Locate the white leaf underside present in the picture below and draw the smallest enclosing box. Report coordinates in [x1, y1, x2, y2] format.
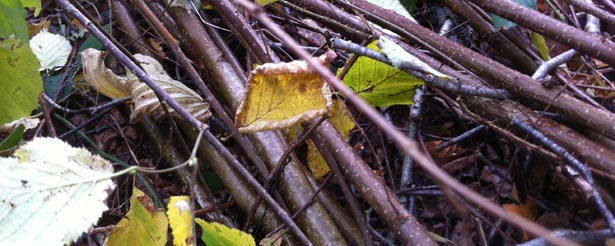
[0, 138, 115, 245]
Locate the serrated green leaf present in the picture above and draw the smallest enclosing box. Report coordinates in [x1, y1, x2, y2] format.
[196, 218, 255, 246]
[0, 38, 43, 125]
[0, 124, 24, 151]
[491, 0, 536, 29]
[342, 41, 423, 107]
[0, 1, 28, 41]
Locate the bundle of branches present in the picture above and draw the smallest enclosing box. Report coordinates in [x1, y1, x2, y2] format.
[41, 0, 615, 245]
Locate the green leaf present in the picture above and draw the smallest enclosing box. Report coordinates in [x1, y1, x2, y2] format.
[75, 23, 110, 64]
[20, 0, 41, 16]
[399, 0, 417, 12]
[196, 218, 255, 246]
[0, 137, 116, 245]
[0, 1, 28, 41]
[43, 69, 75, 100]
[491, 0, 536, 29]
[342, 41, 423, 107]
[0, 124, 25, 151]
[532, 32, 550, 61]
[0, 38, 43, 125]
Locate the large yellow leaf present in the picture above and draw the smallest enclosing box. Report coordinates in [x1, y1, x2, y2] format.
[235, 52, 335, 133]
[195, 218, 255, 246]
[167, 196, 194, 246]
[107, 188, 168, 246]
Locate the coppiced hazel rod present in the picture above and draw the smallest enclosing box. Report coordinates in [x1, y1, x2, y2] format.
[55, 0, 312, 244]
[233, 0, 578, 245]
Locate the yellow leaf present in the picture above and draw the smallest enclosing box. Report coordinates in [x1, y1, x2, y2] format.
[107, 188, 168, 246]
[203, 0, 275, 8]
[195, 218, 255, 246]
[328, 100, 356, 140]
[235, 52, 335, 133]
[256, 0, 277, 5]
[167, 196, 194, 246]
[306, 100, 355, 179]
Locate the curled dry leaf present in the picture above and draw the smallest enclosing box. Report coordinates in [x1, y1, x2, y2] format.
[81, 48, 210, 123]
[81, 48, 132, 99]
[127, 54, 210, 123]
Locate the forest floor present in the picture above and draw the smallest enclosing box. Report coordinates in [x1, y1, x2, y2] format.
[19, 0, 615, 245]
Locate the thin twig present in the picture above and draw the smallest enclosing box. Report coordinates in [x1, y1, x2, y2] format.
[332, 38, 511, 99]
[512, 118, 615, 236]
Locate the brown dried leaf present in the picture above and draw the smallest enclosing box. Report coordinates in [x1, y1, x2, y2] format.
[81, 49, 131, 99]
[127, 54, 210, 123]
[81, 49, 210, 123]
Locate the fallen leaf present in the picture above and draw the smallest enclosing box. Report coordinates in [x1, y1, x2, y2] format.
[167, 196, 194, 246]
[343, 41, 423, 107]
[81, 49, 131, 99]
[107, 187, 168, 246]
[0, 138, 115, 245]
[30, 29, 72, 71]
[235, 51, 335, 133]
[81, 48, 211, 123]
[306, 100, 355, 179]
[128, 54, 211, 123]
[0, 38, 43, 125]
[195, 218, 255, 246]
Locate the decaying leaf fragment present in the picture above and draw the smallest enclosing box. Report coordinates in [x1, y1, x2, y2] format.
[81, 48, 210, 123]
[235, 51, 336, 133]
